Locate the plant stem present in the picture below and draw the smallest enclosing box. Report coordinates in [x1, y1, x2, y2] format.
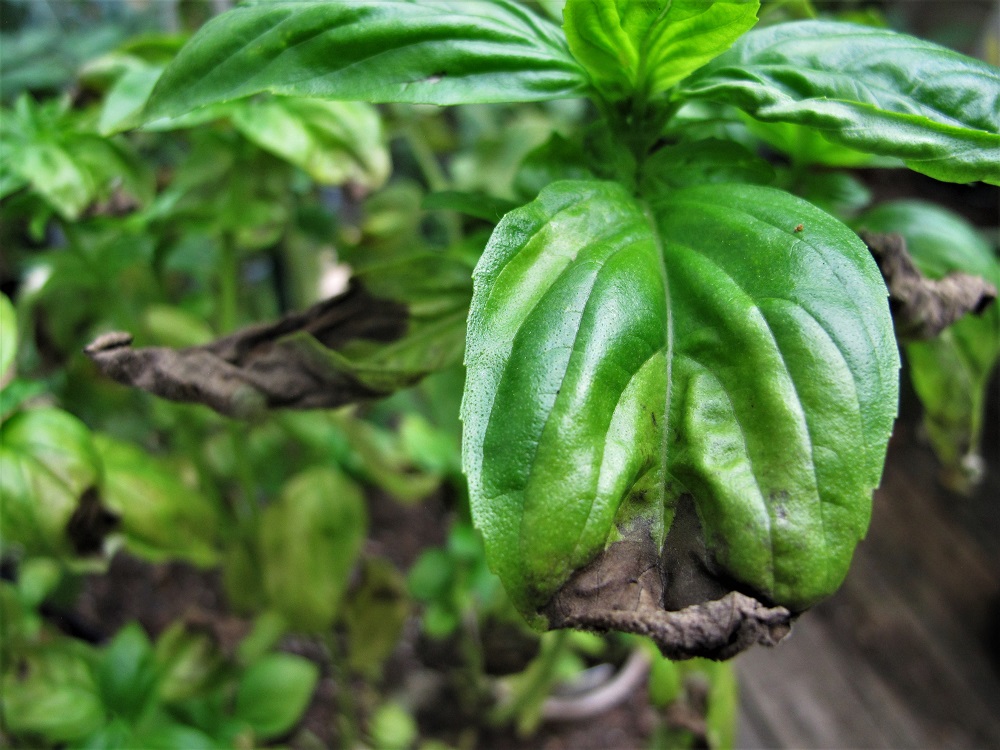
[325, 630, 360, 750]
[492, 628, 572, 736]
[217, 231, 239, 334]
[399, 117, 461, 247]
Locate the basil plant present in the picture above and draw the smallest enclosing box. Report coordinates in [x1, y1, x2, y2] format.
[112, 0, 999, 658]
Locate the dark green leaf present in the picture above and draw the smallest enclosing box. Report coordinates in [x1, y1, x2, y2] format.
[856, 201, 1000, 492]
[258, 467, 367, 632]
[234, 653, 319, 741]
[96, 623, 158, 722]
[144, 0, 587, 119]
[639, 138, 775, 193]
[423, 190, 519, 223]
[563, 0, 760, 100]
[463, 179, 897, 638]
[513, 132, 595, 199]
[679, 21, 1000, 184]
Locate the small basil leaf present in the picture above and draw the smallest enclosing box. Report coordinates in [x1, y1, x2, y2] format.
[144, 0, 587, 119]
[0, 409, 109, 560]
[229, 97, 390, 188]
[563, 0, 760, 100]
[96, 623, 158, 722]
[422, 190, 520, 223]
[639, 138, 775, 193]
[234, 653, 319, 741]
[856, 201, 1000, 492]
[0, 293, 16, 377]
[679, 21, 1000, 184]
[94, 435, 220, 567]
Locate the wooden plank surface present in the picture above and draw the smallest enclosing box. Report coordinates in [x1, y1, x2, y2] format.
[736, 400, 1000, 749]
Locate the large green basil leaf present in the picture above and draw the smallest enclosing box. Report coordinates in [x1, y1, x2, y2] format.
[144, 0, 586, 120]
[678, 21, 1000, 184]
[563, 0, 759, 100]
[857, 201, 1000, 492]
[462, 180, 897, 630]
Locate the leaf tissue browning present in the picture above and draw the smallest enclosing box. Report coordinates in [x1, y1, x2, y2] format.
[860, 231, 998, 342]
[86, 257, 472, 418]
[462, 179, 899, 657]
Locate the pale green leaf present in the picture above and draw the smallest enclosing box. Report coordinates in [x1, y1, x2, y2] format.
[230, 97, 390, 188]
[563, 0, 760, 100]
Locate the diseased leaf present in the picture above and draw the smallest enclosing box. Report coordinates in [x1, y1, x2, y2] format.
[563, 0, 760, 100]
[857, 201, 1000, 492]
[462, 179, 897, 656]
[85, 255, 472, 417]
[0, 409, 114, 561]
[144, 0, 587, 119]
[679, 21, 1000, 184]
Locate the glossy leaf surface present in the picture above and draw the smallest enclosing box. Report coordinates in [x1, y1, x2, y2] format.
[463, 179, 898, 623]
[144, 0, 587, 119]
[563, 0, 759, 100]
[857, 201, 1000, 492]
[679, 21, 1000, 184]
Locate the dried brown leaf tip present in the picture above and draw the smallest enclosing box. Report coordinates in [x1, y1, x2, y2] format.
[861, 230, 997, 341]
[544, 518, 793, 661]
[84, 281, 409, 419]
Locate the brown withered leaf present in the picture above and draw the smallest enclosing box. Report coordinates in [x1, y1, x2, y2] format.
[85, 280, 415, 418]
[862, 230, 997, 341]
[544, 511, 793, 660]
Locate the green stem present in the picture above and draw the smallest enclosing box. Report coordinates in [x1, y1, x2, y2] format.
[400, 118, 461, 247]
[325, 630, 359, 749]
[217, 231, 238, 334]
[492, 628, 571, 736]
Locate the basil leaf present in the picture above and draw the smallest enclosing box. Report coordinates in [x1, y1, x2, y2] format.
[463, 179, 897, 629]
[679, 21, 1000, 184]
[639, 138, 775, 192]
[258, 467, 366, 633]
[0, 293, 15, 377]
[563, 0, 760, 100]
[857, 201, 1000, 492]
[229, 97, 390, 188]
[651, 182, 898, 609]
[234, 653, 319, 741]
[94, 435, 220, 567]
[0, 409, 110, 561]
[144, 0, 586, 120]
